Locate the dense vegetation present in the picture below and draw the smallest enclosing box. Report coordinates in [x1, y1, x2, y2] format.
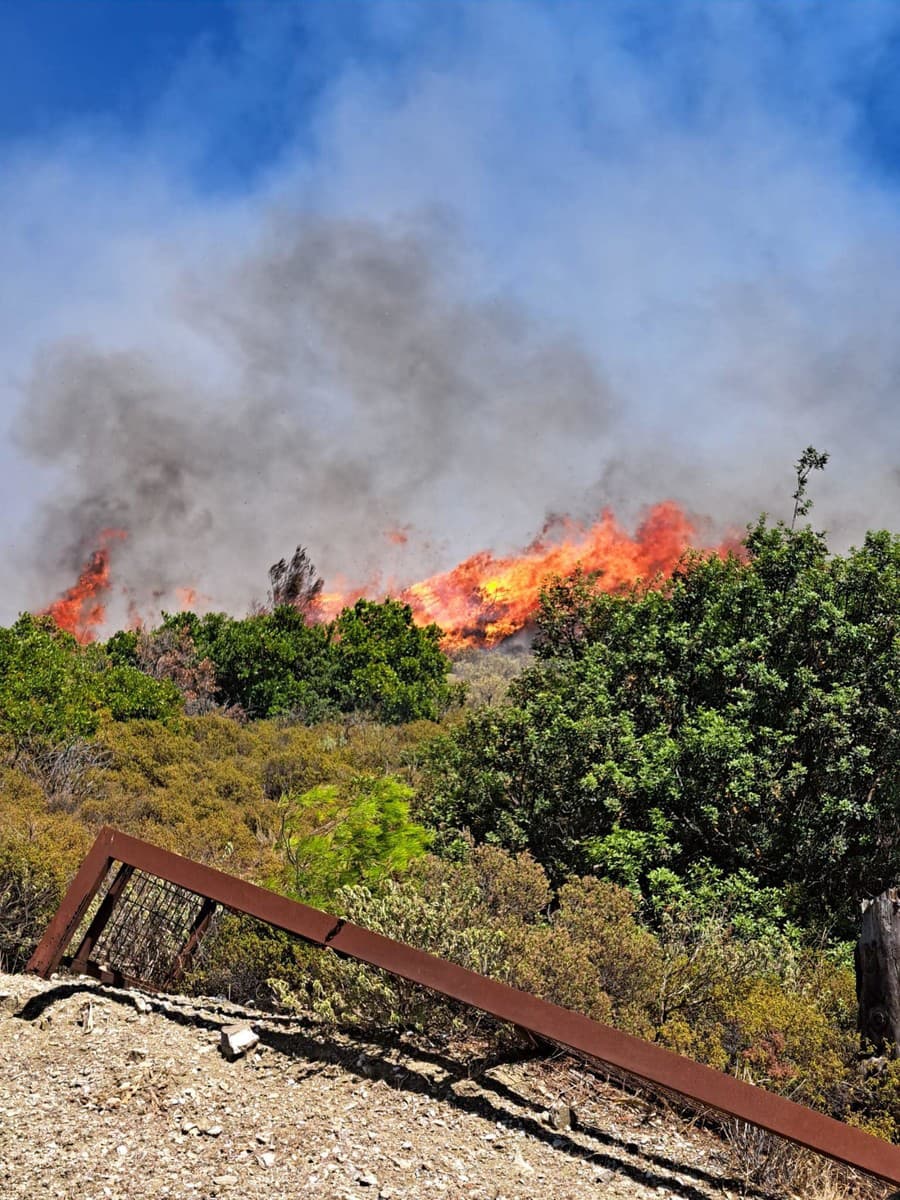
[3, 456, 900, 1163]
[424, 514, 900, 937]
[107, 597, 456, 723]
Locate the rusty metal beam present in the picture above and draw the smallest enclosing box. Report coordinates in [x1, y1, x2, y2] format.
[167, 897, 218, 988]
[59, 955, 150, 992]
[25, 826, 900, 1184]
[69, 862, 134, 975]
[25, 827, 117, 977]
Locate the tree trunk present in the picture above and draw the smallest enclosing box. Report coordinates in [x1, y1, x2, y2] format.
[856, 888, 900, 1058]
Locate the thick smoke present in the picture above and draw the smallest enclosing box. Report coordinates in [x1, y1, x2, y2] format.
[7, 3, 900, 625]
[15, 215, 615, 623]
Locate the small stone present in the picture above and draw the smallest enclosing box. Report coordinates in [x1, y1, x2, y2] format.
[127, 1047, 148, 1063]
[212, 1175, 238, 1187]
[115, 1144, 128, 1157]
[203, 1125, 223, 1137]
[357, 1173, 378, 1187]
[132, 994, 152, 1014]
[220, 1022, 260, 1060]
[545, 1102, 574, 1131]
[512, 1152, 533, 1175]
[257, 1150, 276, 1168]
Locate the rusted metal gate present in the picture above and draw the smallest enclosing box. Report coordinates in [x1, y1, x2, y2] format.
[25, 825, 900, 1185]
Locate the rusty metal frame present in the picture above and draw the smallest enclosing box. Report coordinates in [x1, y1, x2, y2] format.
[25, 825, 900, 1184]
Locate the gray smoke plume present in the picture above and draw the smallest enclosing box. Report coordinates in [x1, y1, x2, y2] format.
[15, 214, 615, 625]
[9, 5, 900, 629]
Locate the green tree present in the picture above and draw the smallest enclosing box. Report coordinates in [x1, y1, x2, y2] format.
[791, 445, 829, 529]
[163, 599, 456, 724]
[166, 607, 339, 722]
[332, 598, 455, 723]
[423, 511, 900, 935]
[0, 614, 180, 758]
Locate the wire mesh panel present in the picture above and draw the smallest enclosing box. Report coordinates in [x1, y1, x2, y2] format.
[82, 869, 219, 988]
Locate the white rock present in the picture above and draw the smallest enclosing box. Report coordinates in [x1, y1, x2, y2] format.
[219, 1022, 259, 1060]
[512, 1151, 534, 1175]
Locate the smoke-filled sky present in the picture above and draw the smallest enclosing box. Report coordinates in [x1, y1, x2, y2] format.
[2, 1, 900, 625]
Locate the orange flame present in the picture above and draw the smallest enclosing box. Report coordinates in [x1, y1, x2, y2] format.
[40, 529, 126, 643]
[175, 586, 199, 610]
[320, 501, 732, 649]
[39, 501, 735, 650]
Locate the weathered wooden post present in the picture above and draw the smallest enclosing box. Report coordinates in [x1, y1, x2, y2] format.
[856, 888, 900, 1058]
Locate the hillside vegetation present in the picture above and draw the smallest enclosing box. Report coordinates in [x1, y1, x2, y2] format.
[3, 473, 900, 1170]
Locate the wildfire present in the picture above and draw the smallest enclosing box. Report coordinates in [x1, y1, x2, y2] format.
[175, 586, 202, 610]
[39, 529, 126, 643]
[385, 526, 411, 546]
[40, 501, 734, 650]
[320, 500, 731, 649]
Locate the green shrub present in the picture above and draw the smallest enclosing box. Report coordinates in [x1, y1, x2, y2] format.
[187, 913, 312, 1006]
[262, 846, 663, 1046]
[0, 614, 180, 757]
[276, 774, 431, 907]
[158, 599, 456, 724]
[724, 976, 854, 1109]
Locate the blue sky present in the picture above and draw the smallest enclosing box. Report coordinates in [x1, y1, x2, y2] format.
[3, 2, 900, 621]
[4, 3, 899, 182]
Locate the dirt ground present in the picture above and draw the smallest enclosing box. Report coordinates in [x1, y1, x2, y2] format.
[0, 970, 887, 1200]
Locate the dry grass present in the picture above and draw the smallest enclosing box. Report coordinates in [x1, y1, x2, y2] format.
[722, 1119, 888, 1199]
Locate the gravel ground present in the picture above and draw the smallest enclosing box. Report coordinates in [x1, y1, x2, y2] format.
[0, 971, 881, 1200]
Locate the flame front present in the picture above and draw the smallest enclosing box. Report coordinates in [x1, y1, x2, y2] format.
[39, 501, 732, 649]
[39, 529, 126, 643]
[321, 501, 731, 649]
